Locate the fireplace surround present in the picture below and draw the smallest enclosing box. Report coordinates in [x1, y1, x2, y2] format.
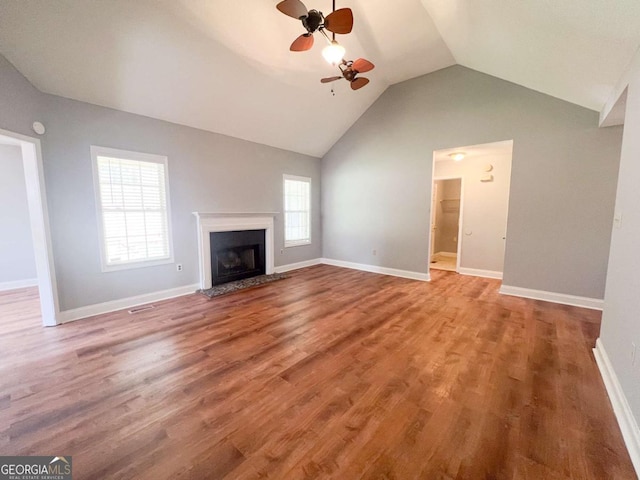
[193, 212, 276, 290]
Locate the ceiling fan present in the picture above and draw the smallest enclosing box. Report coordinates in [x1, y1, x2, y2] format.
[276, 0, 353, 52]
[321, 58, 375, 90]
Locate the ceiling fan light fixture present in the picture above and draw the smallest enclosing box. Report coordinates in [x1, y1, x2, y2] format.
[322, 40, 346, 65]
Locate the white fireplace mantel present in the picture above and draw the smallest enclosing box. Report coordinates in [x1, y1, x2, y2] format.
[193, 212, 277, 290]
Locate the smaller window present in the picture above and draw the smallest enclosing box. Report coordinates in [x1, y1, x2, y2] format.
[283, 174, 311, 247]
[91, 146, 173, 272]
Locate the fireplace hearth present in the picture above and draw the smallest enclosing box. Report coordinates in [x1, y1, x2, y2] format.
[210, 229, 266, 285]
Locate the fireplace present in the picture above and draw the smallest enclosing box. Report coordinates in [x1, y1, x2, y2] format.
[210, 229, 265, 285]
[193, 212, 276, 290]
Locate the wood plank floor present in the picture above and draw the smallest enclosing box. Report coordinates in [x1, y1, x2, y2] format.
[0, 265, 635, 479]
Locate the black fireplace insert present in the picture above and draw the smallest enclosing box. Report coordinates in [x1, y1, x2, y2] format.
[210, 229, 266, 285]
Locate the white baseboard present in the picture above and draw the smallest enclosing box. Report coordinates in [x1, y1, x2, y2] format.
[57, 283, 199, 324]
[274, 258, 323, 273]
[321, 258, 430, 282]
[593, 338, 640, 476]
[499, 284, 604, 310]
[0, 278, 38, 292]
[458, 268, 503, 280]
[55, 257, 430, 324]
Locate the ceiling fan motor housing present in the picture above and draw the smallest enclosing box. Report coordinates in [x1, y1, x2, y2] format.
[343, 68, 356, 81]
[303, 10, 324, 33]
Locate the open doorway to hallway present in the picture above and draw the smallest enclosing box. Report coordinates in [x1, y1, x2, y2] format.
[0, 142, 38, 292]
[0, 128, 58, 326]
[0, 136, 42, 327]
[429, 140, 513, 280]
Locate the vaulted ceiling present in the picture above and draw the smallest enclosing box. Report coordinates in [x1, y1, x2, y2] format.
[0, 0, 638, 157]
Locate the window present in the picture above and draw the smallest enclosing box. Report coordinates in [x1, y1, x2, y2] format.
[283, 174, 311, 247]
[91, 146, 173, 271]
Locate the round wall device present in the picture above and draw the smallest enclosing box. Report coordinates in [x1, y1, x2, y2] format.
[32, 121, 46, 135]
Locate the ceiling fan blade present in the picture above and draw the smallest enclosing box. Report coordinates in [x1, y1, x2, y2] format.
[324, 8, 353, 34]
[277, 0, 308, 19]
[351, 77, 370, 90]
[321, 76, 342, 83]
[352, 58, 375, 73]
[290, 33, 314, 52]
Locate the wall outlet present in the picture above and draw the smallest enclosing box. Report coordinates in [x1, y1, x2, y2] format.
[372, 249, 377, 256]
[280, 249, 284, 254]
[176, 263, 183, 272]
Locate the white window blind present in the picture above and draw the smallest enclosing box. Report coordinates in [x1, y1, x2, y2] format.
[92, 146, 173, 271]
[284, 175, 311, 247]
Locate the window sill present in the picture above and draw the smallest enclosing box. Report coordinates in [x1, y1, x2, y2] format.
[284, 241, 312, 248]
[101, 256, 174, 273]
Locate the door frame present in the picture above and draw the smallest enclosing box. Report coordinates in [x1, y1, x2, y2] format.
[429, 175, 464, 273]
[0, 127, 59, 326]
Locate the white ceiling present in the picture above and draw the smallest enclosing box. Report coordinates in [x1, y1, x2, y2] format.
[0, 1, 638, 157]
[420, 0, 640, 111]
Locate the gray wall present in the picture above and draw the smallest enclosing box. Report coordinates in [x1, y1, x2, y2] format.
[600, 52, 640, 426]
[0, 54, 321, 311]
[322, 65, 622, 299]
[433, 147, 512, 273]
[0, 55, 44, 138]
[0, 144, 37, 284]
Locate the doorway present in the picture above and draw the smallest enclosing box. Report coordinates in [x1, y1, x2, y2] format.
[0, 128, 58, 326]
[430, 178, 462, 272]
[429, 140, 513, 279]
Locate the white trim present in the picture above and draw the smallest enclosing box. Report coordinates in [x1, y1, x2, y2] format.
[275, 257, 432, 279]
[435, 251, 457, 258]
[283, 174, 312, 248]
[57, 283, 199, 324]
[193, 212, 276, 290]
[321, 258, 430, 282]
[499, 284, 603, 310]
[593, 338, 640, 476]
[0, 128, 60, 326]
[284, 240, 312, 248]
[275, 258, 323, 273]
[90, 145, 174, 272]
[58, 257, 423, 323]
[283, 174, 311, 183]
[191, 212, 278, 218]
[0, 278, 38, 292]
[458, 268, 503, 279]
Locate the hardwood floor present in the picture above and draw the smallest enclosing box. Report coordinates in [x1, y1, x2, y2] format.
[0, 265, 635, 479]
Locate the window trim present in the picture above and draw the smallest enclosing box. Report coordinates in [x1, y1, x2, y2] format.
[91, 145, 174, 272]
[283, 174, 312, 248]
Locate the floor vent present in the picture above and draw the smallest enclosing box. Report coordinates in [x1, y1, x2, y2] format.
[128, 305, 155, 314]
